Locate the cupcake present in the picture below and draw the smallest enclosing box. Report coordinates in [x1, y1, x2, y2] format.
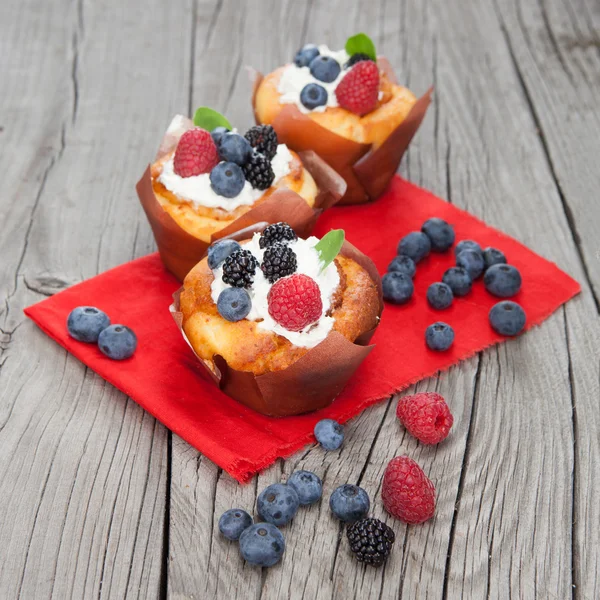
[137, 108, 345, 281]
[252, 34, 432, 205]
[171, 223, 382, 416]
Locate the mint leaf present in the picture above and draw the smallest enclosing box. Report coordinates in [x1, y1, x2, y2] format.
[192, 107, 232, 132]
[345, 33, 377, 61]
[315, 230, 345, 272]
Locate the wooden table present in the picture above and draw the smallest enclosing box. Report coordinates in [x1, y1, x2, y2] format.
[2, 0, 599, 598]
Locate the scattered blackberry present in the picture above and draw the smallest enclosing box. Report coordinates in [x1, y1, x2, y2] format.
[345, 53, 374, 69]
[244, 125, 278, 160]
[243, 152, 275, 190]
[222, 249, 258, 288]
[261, 243, 297, 283]
[346, 518, 395, 567]
[259, 223, 298, 249]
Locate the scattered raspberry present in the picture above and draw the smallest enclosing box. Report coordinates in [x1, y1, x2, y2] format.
[268, 274, 322, 332]
[382, 456, 435, 524]
[335, 61, 380, 116]
[173, 128, 219, 177]
[396, 392, 453, 444]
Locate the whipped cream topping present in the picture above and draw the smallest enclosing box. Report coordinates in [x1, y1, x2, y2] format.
[278, 45, 352, 114]
[158, 143, 294, 211]
[210, 233, 341, 348]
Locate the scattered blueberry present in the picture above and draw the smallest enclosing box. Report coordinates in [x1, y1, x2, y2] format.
[483, 247, 507, 270]
[329, 485, 370, 522]
[427, 282, 454, 310]
[217, 287, 252, 322]
[210, 126, 229, 146]
[309, 55, 341, 83]
[257, 483, 299, 527]
[98, 325, 137, 360]
[484, 264, 522, 297]
[489, 301, 526, 336]
[456, 248, 485, 280]
[67, 306, 110, 343]
[387, 255, 416, 278]
[454, 240, 482, 258]
[425, 322, 455, 351]
[300, 83, 328, 110]
[219, 509, 253, 541]
[421, 218, 455, 252]
[294, 44, 320, 67]
[208, 239, 242, 269]
[239, 523, 285, 567]
[397, 231, 431, 263]
[210, 162, 246, 198]
[382, 272, 414, 304]
[314, 419, 344, 450]
[287, 471, 323, 505]
[442, 266, 472, 296]
[218, 132, 252, 165]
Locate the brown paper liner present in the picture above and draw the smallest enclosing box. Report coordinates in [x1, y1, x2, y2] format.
[137, 117, 347, 282]
[250, 61, 432, 205]
[170, 239, 383, 417]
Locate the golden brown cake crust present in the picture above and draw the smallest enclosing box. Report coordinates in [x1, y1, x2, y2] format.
[179, 241, 380, 375]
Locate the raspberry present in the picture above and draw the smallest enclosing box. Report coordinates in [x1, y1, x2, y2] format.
[261, 243, 297, 283]
[335, 61, 380, 116]
[221, 249, 258, 288]
[267, 274, 322, 332]
[243, 152, 275, 190]
[382, 456, 435, 524]
[244, 125, 278, 160]
[396, 392, 453, 444]
[173, 128, 219, 177]
[259, 222, 297, 249]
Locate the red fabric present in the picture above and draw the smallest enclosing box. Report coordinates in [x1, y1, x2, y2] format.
[24, 177, 580, 482]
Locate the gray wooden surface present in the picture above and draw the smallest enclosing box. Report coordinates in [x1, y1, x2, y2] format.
[1, 0, 598, 598]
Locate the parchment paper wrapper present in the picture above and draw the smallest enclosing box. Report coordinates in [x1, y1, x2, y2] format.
[170, 240, 383, 417]
[136, 116, 347, 282]
[250, 59, 432, 205]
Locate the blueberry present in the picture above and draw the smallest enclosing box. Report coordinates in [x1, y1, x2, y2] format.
[217, 287, 251, 322]
[329, 484, 370, 522]
[456, 248, 485, 279]
[425, 322, 455, 351]
[207, 239, 242, 269]
[287, 470, 322, 505]
[314, 419, 344, 450]
[484, 264, 522, 297]
[397, 232, 431, 263]
[218, 132, 252, 165]
[483, 247, 507, 270]
[421, 218, 455, 252]
[294, 43, 320, 67]
[210, 126, 229, 146]
[427, 282, 454, 310]
[382, 272, 414, 304]
[239, 523, 285, 567]
[387, 255, 416, 278]
[98, 325, 137, 360]
[489, 301, 526, 336]
[219, 509, 253, 541]
[257, 483, 299, 527]
[67, 306, 110, 343]
[309, 55, 341, 83]
[442, 266, 472, 297]
[300, 83, 328, 110]
[210, 162, 245, 198]
[454, 240, 482, 258]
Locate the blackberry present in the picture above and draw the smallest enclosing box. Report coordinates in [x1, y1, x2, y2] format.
[345, 53, 374, 69]
[261, 243, 297, 283]
[346, 518, 395, 567]
[244, 125, 278, 160]
[243, 152, 275, 190]
[222, 249, 258, 288]
[259, 222, 297, 249]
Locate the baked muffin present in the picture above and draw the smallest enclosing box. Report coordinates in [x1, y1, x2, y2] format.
[252, 34, 431, 205]
[175, 223, 382, 416]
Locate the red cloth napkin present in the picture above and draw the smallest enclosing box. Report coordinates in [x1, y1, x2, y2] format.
[25, 177, 580, 482]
